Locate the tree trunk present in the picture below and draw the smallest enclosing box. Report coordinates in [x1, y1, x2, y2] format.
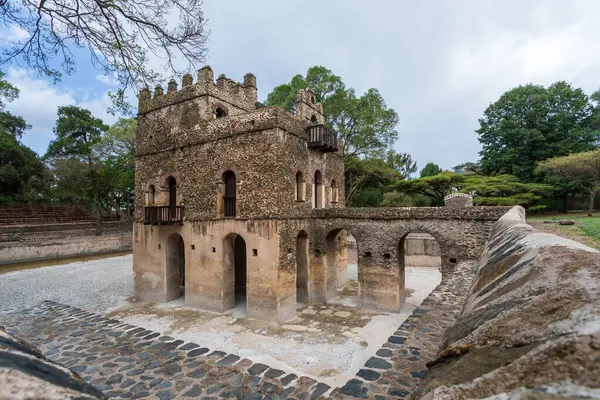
[562, 195, 568, 214]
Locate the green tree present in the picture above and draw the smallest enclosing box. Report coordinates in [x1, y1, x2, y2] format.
[46, 106, 108, 234]
[539, 149, 600, 216]
[265, 66, 399, 160]
[420, 162, 442, 178]
[0, 71, 45, 202]
[390, 172, 466, 205]
[477, 81, 600, 181]
[96, 118, 137, 221]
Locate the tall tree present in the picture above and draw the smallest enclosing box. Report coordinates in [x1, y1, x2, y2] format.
[96, 118, 136, 221]
[0, 71, 44, 202]
[46, 106, 108, 233]
[539, 149, 600, 216]
[1, 0, 209, 113]
[420, 162, 442, 178]
[265, 66, 399, 160]
[477, 81, 599, 181]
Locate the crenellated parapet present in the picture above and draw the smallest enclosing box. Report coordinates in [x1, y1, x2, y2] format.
[138, 66, 259, 115]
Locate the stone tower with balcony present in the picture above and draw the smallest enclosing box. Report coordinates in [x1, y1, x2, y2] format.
[133, 67, 345, 322]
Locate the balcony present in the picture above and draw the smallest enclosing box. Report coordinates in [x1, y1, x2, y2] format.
[307, 124, 338, 153]
[144, 206, 184, 225]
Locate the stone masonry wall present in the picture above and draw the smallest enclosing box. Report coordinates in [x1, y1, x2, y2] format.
[414, 206, 600, 399]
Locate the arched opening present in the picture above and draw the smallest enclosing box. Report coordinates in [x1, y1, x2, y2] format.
[310, 115, 317, 124]
[215, 107, 227, 118]
[325, 228, 353, 303]
[314, 170, 324, 209]
[167, 176, 177, 206]
[403, 233, 441, 269]
[147, 184, 155, 206]
[398, 232, 442, 308]
[166, 233, 185, 301]
[223, 233, 247, 310]
[223, 171, 236, 217]
[295, 172, 305, 202]
[296, 231, 309, 303]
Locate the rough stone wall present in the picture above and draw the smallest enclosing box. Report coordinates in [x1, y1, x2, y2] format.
[0, 326, 106, 399]
[415, 206, 600, 399]
[443, 193, 473, 208]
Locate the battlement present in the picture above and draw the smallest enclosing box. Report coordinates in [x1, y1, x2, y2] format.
[138, 66, 258, 115]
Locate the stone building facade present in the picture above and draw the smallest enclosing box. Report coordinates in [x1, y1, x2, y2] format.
[133, 67, 509, 322]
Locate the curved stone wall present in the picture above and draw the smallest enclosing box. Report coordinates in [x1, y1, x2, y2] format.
[415, 206, 600, 399]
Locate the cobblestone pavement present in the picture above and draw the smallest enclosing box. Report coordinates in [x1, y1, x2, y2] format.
[0, 262, 474, 399]
[331, 261, 476, 399]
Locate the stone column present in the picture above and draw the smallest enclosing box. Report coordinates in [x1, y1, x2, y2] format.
[359, 252, 405, 312]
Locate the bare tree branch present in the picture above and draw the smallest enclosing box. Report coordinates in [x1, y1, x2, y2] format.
[0, 0, 210, 113]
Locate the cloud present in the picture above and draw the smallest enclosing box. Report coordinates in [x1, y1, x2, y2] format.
[95, 73, 120, 86]
[0, 24, 30, 44]
[4, 68, 118, 155]
[4, 0, 600, 170]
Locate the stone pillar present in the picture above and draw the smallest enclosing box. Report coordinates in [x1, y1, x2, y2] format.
[359, 252, 404, 312]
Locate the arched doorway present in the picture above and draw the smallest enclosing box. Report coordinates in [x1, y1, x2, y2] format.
[296, 231, 309, 303]
[398, 232, 442, 308]
[166, 233, 185, 300]
[223, 171, 236, 217]
[325, 228, 350, 302]
[223, 233, 247, 309]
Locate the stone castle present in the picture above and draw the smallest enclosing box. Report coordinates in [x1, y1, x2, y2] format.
[132, 67, 506, 322]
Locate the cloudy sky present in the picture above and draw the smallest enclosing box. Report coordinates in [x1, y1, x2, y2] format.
[2, 0, 599, 173]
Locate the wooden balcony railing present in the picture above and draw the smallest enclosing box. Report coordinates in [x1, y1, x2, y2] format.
[144, 206, 184, 225]
[307, 124, 338, 153]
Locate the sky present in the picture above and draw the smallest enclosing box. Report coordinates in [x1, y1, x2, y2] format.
[2, 0, 600, 173]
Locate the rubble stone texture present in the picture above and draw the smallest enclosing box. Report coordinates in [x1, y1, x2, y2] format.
[415, 206, 600, 399]
[133, 67, 510, 322]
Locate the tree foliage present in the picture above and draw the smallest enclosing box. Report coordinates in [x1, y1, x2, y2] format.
[46, 105, 108, 233]
[420, 162, 442, 178]
[0, 70, 44, 202]
[1, 0, 209, 113]
[389, 172, 553, 208]
[477, 81, 600, 181]
[538, 149, 600, 216]
[265, 66, 399, 160]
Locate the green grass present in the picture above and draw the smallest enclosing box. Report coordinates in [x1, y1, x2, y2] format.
[526, 211, 600, 249]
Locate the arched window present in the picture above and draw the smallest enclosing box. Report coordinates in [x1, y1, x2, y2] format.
[295, 172, 305, 202]
[223, 171, 236, 217]
[310, 115, 317, 124]
[314, 170, 324, 209]
[330, 179, 338, 203]
[147, 184, 155, 206]
[215, 107, 227, 118]
[166, 177, 177, 206]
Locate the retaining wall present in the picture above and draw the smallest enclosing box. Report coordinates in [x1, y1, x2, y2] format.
[415, 206, 600, 399]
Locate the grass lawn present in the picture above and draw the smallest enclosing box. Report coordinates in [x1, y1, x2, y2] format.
[527, 211, 600, 250]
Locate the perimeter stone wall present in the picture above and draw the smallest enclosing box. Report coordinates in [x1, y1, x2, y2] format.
[415, 206, 600, 399]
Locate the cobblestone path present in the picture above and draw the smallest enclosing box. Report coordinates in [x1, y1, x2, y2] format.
[0, 262, 474, 399]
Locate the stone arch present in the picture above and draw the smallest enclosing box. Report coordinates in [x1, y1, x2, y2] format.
[165, 233, 185, 301]
[223, 233, 247, 310]
[166, 176, 177, 206]
[211, 102, 229, 119]
[296, 230, 310, 302]
[310, 114, 317, 124]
